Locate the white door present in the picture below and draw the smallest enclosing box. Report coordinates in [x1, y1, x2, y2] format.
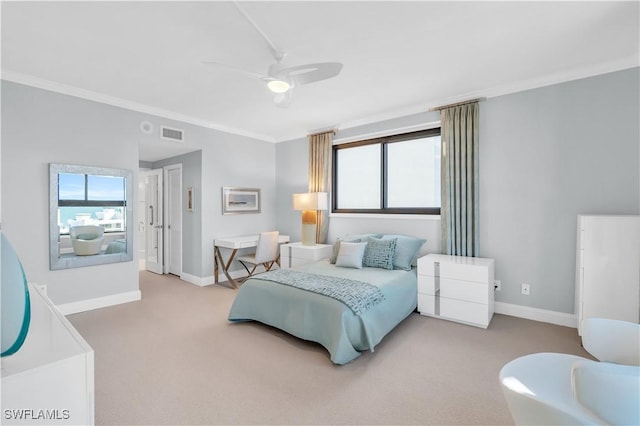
[137, 173, 147, 270]
[166, 166, 182, 275]
[143, 169, 163, 274]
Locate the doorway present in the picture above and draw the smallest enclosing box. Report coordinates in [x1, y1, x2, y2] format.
[140, 164, 182, 276]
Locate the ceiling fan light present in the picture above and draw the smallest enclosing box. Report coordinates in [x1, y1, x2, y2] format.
[267, 79, 290, 93]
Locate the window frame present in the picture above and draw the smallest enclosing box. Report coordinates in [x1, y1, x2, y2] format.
[58, 173, 127, 208]
[57, 172, 127, 235]
[332, 128, 441, 215]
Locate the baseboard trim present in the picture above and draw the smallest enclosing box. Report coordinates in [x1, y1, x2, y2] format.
[53, 280, 575, 326]
[57, 290, 142, 315]
[181, 272, 214, 287]
[181, 270, 246, 287]
[495, 301, 576, 328]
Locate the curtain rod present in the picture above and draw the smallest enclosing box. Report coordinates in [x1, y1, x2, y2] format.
[428, 97, 485, 112]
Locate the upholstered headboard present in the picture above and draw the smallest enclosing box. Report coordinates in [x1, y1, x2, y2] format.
[327, 214, 441, 257]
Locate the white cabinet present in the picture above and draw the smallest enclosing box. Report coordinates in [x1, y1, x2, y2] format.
[575, 215, 640, 335]
[1, 284, 94, 425]
[280, 242, 332, 269]
[417, 254, 495, 328]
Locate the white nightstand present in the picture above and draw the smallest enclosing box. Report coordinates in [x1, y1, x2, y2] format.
[280, 242, 332, 269]
[417, 254, 495, 328]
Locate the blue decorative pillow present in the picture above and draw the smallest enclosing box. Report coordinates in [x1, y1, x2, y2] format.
[362, 236, 396, 270]
[335, 242, 368, 269]
[381, 234, 426, 271]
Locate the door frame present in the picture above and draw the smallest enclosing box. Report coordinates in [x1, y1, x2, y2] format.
[142, 168, 163, 274]
[163, 164, 182, 275]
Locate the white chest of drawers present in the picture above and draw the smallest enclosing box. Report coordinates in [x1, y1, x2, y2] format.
[417, 254, 495, 328]
[280, 242, 332, 269]
[1, 284, 94, 425]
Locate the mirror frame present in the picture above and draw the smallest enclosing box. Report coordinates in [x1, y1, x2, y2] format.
[49, 163, 134, 270]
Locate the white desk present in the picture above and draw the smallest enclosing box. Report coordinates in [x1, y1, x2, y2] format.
[214, 234, 290, 288]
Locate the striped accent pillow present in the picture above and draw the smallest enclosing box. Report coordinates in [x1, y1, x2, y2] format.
[362, 236, 396, 270]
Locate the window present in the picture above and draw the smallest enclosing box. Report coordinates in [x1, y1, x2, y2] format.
[332, 128, 441, 214]
[57, 172, 127, 234]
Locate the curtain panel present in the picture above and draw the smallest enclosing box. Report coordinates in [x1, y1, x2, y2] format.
[308, 131, 334, 244]
[441, 102, 480, 256]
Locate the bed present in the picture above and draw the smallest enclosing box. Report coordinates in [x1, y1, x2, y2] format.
[228, 233, 423, 364]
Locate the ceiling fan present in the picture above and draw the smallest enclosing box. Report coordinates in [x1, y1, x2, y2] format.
[202, 2, 343, 107]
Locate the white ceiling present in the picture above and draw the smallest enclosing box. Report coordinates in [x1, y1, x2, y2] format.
[2, 1, 639, 161]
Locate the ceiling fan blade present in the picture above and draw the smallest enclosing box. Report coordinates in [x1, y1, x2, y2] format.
[274, 87, 294, 108]
[233, 1, 285, 63]
[282, 62, 343, 85]
[201, 60, 270, 81]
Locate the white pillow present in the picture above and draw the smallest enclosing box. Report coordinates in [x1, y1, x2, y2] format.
[335, 242, 368, 269]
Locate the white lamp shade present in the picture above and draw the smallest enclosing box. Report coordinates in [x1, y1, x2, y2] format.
[292, 192, 328, 211]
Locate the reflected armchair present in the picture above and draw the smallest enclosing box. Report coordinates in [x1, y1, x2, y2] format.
[499, 318, 640, 425]
[69, 225, 104, 256]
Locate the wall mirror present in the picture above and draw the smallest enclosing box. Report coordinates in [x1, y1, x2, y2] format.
[49, 163, 133, 270]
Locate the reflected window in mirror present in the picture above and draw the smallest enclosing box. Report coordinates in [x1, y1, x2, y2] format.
[58, 173, 126, 235]
[50, 164, 133, 270]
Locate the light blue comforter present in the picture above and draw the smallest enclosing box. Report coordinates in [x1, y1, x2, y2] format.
[227, 260, 417, 365]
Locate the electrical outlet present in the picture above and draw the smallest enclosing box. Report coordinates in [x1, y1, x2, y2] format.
[494, 280, 501, 291]
[521, 283, 530, 295]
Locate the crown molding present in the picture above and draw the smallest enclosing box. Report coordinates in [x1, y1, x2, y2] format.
[4, 55, 637, 145]
[474, 55, 639, 100]
[1, 70, 276, 143]
[302, 56, 639, 144]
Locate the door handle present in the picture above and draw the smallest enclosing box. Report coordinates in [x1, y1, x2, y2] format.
[149, 206, 154, 226]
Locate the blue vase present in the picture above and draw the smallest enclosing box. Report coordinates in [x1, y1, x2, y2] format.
[1, 232, 31, 356]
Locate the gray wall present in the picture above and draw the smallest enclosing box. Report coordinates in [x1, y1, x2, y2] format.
[480, 67, 639, 313]
[275, 138, 309, 242]
[4, 66, 637, 311]
[152, 150, 202, 277]
[197, 132, 277, 279]
[136, 117, 277, 281]
[1, 81, 140, 304]
[2, 80, 278, 305]
[275, 67, 640, 315]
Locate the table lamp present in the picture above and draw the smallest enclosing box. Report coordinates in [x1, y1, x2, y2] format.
[292, 192, 328, 245]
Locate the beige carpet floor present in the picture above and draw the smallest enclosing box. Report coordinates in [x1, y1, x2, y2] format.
[68, 272, 592, 425]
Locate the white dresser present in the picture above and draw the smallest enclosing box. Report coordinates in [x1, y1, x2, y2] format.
[575, 215, 640, 335]
[1, 284, 94, 425]
[417, 254, 495, 328]
[280, 242, 332, 269]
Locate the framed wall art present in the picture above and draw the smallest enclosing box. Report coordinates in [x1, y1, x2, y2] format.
[222, 187, 261, 214]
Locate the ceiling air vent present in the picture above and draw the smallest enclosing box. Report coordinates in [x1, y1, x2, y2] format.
[160, 126, 184, 142]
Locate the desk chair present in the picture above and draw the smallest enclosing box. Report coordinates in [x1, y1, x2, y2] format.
[237, 231, 280, 278]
